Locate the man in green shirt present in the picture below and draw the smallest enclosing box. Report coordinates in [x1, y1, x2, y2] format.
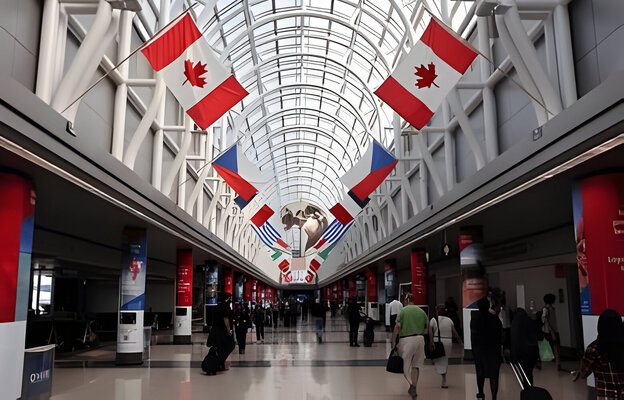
[391, 294, 428, 400]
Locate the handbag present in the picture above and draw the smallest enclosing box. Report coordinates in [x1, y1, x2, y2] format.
[386, 347, 404, 374]
[425, 317, 446, 359]
[538, 339, 554, 362]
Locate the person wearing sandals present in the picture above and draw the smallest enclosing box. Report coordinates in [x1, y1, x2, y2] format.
[391, 293, 428, 399]
[428, 304, 463, 389]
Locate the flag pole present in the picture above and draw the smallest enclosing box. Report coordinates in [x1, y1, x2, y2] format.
[59, 2, 201, 114]
[420, 6, 556, 119]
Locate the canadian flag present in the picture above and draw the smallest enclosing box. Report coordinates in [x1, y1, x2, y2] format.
[375, 18, 477, 129]
[141, 13, 248, 130]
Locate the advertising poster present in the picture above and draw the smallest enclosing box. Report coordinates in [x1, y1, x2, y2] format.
[573, 174, 624, 316]
[176, 250, 193, 307]
[205, 261, 218, 306]
[120, 229, 147, 310]
[384, 263, 396, 301]
[459, 227, 487, 308]
[366, 269, 377, 302]
[411, 249, 427, 306]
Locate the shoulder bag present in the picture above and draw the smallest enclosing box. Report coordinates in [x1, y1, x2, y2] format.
[425, 317, 446, 359]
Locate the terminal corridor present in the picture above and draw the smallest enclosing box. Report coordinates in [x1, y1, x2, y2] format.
[2, 0, 624, 399]
[50, 315, 588, 399]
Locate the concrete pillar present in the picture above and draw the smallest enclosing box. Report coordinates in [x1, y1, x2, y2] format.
[174, 249, 193, 344]
[116, 228, 147, 365]
[0, 173, 36, 399]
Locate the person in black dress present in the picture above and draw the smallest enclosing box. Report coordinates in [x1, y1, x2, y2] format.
[207, 293, 236, 371]
[471, 297, 502, 399]
[348, 297, 362, 347]
[510, 308, 539, 384]
[234, 304, 251, 354]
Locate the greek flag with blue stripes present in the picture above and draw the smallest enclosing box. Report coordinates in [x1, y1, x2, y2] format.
[251, 221, 281, 248]
[321, 219, 353, 245]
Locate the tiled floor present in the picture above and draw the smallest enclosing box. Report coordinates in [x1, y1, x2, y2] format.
[51, 316, 590, 399]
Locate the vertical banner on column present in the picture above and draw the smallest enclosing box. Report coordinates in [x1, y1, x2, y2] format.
[174, 249, 193, 344]
[223, 267, 234, 295]
[205, 261, 218, 306]
[117, 228, 147, 364]
[573, 174, 624, 317]
[0, 173, 35, 400]
[366, 269, 377, 302]
[460, 226, 486, 359]
[244, 276, 253, 303]
[411, 249, 427, 306]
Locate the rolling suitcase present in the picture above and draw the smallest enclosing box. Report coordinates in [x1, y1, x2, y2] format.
[201, 347, 220, 376]
[510, 362, 552, 400]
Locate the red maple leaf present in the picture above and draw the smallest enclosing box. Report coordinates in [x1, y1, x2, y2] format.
[414, 62, 439, 89]
[183, 59, 208, 88]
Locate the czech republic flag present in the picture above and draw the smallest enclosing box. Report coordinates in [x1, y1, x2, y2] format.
[329, 140, 397, 225]
[212, 143, 272, 209]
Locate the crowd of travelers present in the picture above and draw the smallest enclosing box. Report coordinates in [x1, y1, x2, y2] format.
[204, 291, 624, 399]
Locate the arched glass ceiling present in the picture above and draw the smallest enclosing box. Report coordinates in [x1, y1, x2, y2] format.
[187, 0, 476, 214]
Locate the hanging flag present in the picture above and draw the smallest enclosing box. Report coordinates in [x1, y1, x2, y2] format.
[248, 200, 290, 252]
[329, 191, 369, 225]
[305, 243, 337, 283]
[340, 140, 398, 203]
[212, 143, 273, 208]
[141, 13, 248, 130]
[374, 18, 477, 129]
[273, 251, 293, 283]
[314, 219, 354, 252]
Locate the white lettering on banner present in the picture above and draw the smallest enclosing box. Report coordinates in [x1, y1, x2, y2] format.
[30, 369, 50, 383]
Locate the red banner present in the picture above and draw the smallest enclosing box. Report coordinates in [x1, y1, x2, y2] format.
[460, 226, 487, 308]
[366, 269, 377, 302]
[411, 249, 427, 306]
[223, 267, 233, 295]
[244, 276, 253, 302]
[176, 250, 193, 307]
[573, 174, 624, 315]
[0, 174, 35, 323]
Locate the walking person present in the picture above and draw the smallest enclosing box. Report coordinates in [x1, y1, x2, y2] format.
[573, 309, 624, 399]
[311, 301, 326, 343]
[510, 308, 539, 384]
[389, 296, 403, 332]
[428, 304, 463, 389]
[391, 293, 428, 400]
[542, 293, 561, 370]
[234, 304, 251, 354]
[253, 305, 265, 343]
[272, 302, 279, 329]
[471, 297, 502, 400]
[348, 297, 362, 347]
[206, 293, 236, 371]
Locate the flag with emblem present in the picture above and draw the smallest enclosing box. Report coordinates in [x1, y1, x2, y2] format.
[375, 18, 477, 129]
[273, 250, 293, 283]
[305, 243, 337, 283]
[141, 13, 248, 129]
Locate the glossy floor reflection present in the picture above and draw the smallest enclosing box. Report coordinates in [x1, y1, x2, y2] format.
[51, 315, 590, 399]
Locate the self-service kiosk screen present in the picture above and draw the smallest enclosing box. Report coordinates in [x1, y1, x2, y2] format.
[176, 308, 187, 316]
[120, 312, 136, 324]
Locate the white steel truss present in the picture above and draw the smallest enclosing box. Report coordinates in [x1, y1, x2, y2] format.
[33, 0, 576, 282]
